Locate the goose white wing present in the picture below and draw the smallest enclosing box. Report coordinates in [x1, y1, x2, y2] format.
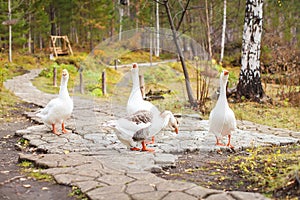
[107, 118, 151, 149]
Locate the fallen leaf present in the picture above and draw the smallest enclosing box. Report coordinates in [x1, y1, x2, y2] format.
[23, 184, 31, 188]
[1, 170, 10, 174]
[20, 178, 27, 181]
[3, 134, 12, 139]
[42, 187, 49, 190]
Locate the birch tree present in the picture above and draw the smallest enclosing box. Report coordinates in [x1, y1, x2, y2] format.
[220, 0, 226, 63]
[236, 0, 266, 102]
[205, 0, 212, 59]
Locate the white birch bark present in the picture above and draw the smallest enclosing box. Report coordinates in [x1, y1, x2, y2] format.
[155, 2, 160, 57]
[8, 0, 12, 62]
[205, 0, 212, 59]
[220, 0, 226, 63]
[237, 0, 265, 101]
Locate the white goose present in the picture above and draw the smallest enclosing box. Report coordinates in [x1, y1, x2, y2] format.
[36, 69, 73, 135]
[126, 63, 160, 144]
[208, 70, 236, 148]
[106, 110, 179, 152]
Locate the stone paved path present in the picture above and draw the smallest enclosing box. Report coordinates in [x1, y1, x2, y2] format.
[4, 69, 300, 200]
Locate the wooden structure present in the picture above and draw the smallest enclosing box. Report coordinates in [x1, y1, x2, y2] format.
[50, 35, 73, 57]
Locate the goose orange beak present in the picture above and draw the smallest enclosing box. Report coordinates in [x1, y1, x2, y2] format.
[224, 70, 229, 75]
[133, 63, 137, 68]
[174, 127, 179, 134]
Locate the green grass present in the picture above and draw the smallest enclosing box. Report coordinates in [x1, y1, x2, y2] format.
[69, 186, 89, 200]
[18, 161, 53, 182]
[230, 102, 300, 131]
[230, 145, 300, 198]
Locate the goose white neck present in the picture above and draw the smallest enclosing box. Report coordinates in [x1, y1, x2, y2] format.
[150, 111, 173, 132]
[217, 75, 228, 106]
[131, 68, 140, 89]
[129, 68, 144, 102]
[59, 77, 70, 98]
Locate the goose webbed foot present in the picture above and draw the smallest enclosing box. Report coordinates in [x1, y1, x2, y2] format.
[52, 124, 61, 136]
[130, 147, 140, 151]
[62, 123, 70, 134]
[226, 135, 234, 149]
[215, 138, 225, 146]
[141, 141, 154, 152]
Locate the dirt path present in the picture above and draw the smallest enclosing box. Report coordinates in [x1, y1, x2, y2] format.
[0, 102, 76, 200]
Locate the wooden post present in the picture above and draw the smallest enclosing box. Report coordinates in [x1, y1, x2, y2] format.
[79, 70, 84, 94]
[139, 75, 145, 99]
[53, 67, 57, 87]
[102, 70, 106, 96]
[114, 59, 117, 70]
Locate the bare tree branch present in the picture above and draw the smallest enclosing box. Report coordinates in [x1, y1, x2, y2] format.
[176, 0, 191, 31]
[152, 0, 164, 5]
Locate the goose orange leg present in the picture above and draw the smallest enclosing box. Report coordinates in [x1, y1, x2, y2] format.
[52, 124, 61, 135]
[141, 141, 154, 152]
[226, 135, 234, 148]
[62, 122, 70, 134]
[146, 136, 155, 144]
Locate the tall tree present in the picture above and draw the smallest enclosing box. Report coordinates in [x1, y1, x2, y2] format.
[204, 0, 212, 59]
[220, 0, 226, 63]
[8, 0, 12, 62]
[236, 0, 265, 102]
[160, 0, 196, 107]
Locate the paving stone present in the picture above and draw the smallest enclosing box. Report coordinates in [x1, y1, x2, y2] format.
[54, 174, 93, 185]
[71, 163, 104, 178]
[56, 153, 95, 167]
[154, 153, 177, 167]
[131, 191, 169, 200]
[22, 134, 42, 140]
[205, 192, 235, 200]
[162, 191, 198, 200]
[126, 182, 155, 195]
[229, 191, 269, 200]
[88, 192, 130, 200]
[26, 139, 47, 147]
[185, 186, 223, 198]
[97, 174, 134, 185]
[42, 167, 76, 175]
[126, 172, 166, 185]
[15, 129, 32, 136]
[156, 180, 197, 192]
[19, 153, 40, 163]
[86, 185, 125, 197]
[73, 180, 108, 193]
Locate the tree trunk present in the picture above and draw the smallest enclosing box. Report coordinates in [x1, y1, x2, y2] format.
[163, 0, 196, 107]
[220, 0, 226, 63]
[236, 0, 265, 102]
[155, 2, 160, 57]
[8, 0, 12, 62]
[102, 71, 106, 96]
[205, 0, 212, 59]
[50, 3, 56, 35]
[119, 7, 123, 41]
[28, 13, 32, 54]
